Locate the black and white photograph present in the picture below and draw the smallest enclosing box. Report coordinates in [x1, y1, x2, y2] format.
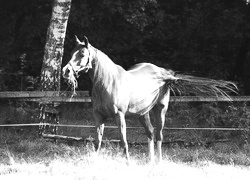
[0, 0, 250, 179]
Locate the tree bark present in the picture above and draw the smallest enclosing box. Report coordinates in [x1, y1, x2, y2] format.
[39, 0, 71, 135]
[40, 0, 71, 90]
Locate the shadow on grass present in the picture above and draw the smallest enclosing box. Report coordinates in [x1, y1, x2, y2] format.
[1, 129, 250, 167]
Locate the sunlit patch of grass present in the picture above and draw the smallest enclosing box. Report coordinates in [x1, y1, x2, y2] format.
[1, 134, 250, 179]
[164, 145, 250, 166]
[1, 152, 250, 180]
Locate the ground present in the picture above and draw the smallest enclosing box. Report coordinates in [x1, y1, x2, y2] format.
[1, 101, 250, 179]
[0, 129, 250, 179]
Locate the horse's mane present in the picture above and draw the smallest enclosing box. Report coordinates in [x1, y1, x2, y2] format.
[91, 46, 125, 90]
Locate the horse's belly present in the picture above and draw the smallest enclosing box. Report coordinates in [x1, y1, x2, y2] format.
[128, 97, 157, 114]
[128, 81, 161, 114]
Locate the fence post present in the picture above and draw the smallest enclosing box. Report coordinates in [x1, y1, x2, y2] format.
[38, 102, 60, 136]
[244, 105, 250, 146]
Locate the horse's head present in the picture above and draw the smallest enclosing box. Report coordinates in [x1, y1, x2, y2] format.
[63, 36, 93, 78]
[62, 36, 93, 91]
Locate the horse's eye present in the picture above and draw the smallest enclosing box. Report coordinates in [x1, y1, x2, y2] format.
[80, 49, 86, 57]
[77, 51, 84, 58]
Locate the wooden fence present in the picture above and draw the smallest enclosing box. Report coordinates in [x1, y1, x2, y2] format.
[1, 91, 250, 144]
[1, 91, 250, 102]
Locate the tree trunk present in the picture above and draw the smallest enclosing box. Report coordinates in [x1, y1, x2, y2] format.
[40, 0, 72, 90]
[39, 0, 71, 135]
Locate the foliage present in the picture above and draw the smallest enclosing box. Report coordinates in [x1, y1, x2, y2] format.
[0, 0, 250, 92]
[1, 101, 249, 146]
[167, 102, 250, 145]
[0, 100, 39, 126]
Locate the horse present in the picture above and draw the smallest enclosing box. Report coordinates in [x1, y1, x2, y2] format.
[62, 36, 237, 163]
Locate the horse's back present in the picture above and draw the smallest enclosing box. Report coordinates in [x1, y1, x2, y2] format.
[128, 63, 161, 76]
[126, 63, 169, 115]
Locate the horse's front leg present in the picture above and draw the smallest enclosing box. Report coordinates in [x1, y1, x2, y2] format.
[93, 111, 105, 153]
[115, 111, 130, 161]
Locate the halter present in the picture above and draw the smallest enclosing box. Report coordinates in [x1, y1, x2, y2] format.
[68, 48, 92, 77]
[68, 62, 79, 77]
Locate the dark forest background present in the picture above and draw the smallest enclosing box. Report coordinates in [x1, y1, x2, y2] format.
[0, 0, 250, 94]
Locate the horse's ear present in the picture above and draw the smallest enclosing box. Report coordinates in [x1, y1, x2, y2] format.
[83, 36, 89, 47]
[75, 35, 81, 44]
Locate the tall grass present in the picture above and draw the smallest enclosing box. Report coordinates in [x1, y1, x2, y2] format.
[1, 102, 250, 179]
[1, 131, 250, 179]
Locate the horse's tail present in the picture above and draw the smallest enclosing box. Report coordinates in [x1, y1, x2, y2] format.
[132, 69, 237, 115]
[163, 71, 238, 101]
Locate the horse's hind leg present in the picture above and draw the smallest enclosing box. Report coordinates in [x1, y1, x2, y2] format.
[139, 112, 154, 163]
[152, 104, 168, 162]
[93, 111, 105, 154]
[115, 111, 130, 161]
[153, 90, 170, 162]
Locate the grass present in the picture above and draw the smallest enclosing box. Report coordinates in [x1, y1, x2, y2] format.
[1, 102, 250, 179]
[1, 130, 250, 179]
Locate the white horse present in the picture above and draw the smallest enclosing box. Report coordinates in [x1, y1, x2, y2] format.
[62, 36, 237, 163]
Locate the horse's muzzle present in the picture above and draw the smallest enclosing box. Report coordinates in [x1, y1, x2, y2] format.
[62, 64, 72, 79]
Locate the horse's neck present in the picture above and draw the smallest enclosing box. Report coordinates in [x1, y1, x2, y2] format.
[89, 48, 120, 88]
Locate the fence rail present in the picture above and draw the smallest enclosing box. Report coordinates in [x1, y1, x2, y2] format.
[0, 123, 248, 131]
[0, 91, 249, 139]
[1, 91, 250, 102]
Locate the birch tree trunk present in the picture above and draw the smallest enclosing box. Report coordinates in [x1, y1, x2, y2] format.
[40, 0, 71, 90]
[39, 0, 71, 136]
